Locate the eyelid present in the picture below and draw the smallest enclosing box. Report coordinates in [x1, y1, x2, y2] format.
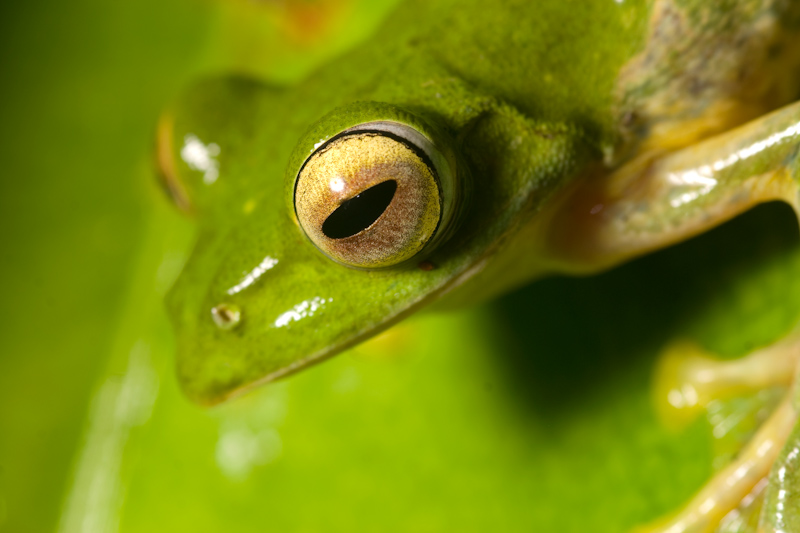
[155, 112, 192, 213]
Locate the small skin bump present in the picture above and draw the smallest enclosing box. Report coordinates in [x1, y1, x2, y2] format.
[211, 303, 242, 331]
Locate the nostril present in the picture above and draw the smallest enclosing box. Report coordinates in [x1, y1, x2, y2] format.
[211, 303, 242, 331]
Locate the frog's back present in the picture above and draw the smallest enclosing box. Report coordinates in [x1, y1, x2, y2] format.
[382, 0, 800, 158]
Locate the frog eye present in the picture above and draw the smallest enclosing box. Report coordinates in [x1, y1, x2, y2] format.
[294, 121, 455, 268]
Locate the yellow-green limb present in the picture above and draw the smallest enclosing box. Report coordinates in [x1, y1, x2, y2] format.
[634, 395, 797, 533]
[542, 100, 800, 275]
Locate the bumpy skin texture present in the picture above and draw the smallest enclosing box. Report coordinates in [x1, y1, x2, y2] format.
[163, 0, 800, 408]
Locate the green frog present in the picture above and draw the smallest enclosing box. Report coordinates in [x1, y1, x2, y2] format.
[157, 1, 800, 531]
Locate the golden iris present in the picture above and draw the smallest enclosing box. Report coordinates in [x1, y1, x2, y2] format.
[294, 126, 442, 268]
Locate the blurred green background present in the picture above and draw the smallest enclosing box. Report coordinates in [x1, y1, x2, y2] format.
[2, 1, 800, 532]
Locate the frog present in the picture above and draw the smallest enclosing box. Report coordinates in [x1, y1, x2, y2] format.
[156, 0, 800, 531]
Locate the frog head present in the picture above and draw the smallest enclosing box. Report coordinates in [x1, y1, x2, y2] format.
[159, 57, 592, 405]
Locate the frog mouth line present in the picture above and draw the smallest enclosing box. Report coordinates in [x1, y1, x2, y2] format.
[215, 250, 496, 406]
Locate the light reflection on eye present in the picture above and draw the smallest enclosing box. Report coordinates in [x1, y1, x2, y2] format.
[329, 177, 345, 192]
[274, 297, 333, 328]
[181, 133, 220, 185]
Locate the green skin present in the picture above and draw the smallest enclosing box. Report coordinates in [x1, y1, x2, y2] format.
[164, 0, 800, 530]
[167, 0, 636, 403]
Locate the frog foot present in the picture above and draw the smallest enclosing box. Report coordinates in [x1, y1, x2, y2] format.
[653, 330, 800, 430]
[638, 326, 800, 533]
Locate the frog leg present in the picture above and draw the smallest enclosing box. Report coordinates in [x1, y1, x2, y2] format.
[654, 326, 800, 427]
[759, 370, 800, 533]
[531, 101, 800, 532]
[632, 329, 800, 533]
[540, 100, 800, 276]
[671, 360, 800, 533]
[635, 391, 797, 533]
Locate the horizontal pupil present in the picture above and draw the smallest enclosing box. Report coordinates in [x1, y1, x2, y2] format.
[322, 180, 398, 239]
